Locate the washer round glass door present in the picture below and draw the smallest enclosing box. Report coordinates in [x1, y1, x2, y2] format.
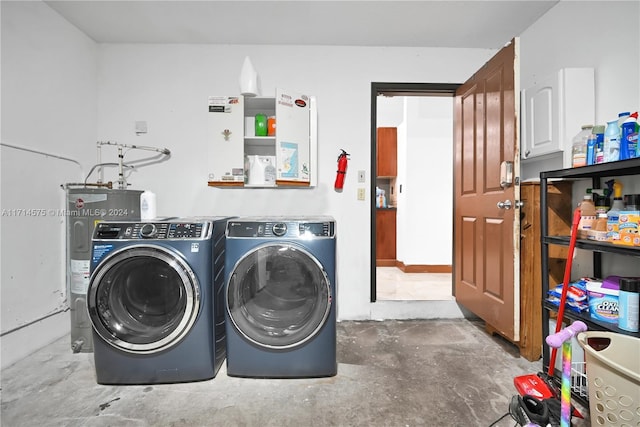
[88, 244, 200, 354]
[227, 243, 331, 349]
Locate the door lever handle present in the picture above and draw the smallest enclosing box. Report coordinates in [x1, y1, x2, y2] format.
[497, 200, 512, 210]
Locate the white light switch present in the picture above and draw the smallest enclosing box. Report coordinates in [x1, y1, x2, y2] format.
[135, 121, 148, 134]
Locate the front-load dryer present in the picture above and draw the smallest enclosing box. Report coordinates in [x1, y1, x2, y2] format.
[224, 216, 336, 378]
[87, 217, 230, 385]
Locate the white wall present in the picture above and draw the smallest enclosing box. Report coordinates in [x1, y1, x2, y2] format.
[377, 97, 404, 128]
[94, 44, 494, 323]
[1, 1, 98, 368]
[400, 97, 453, 265]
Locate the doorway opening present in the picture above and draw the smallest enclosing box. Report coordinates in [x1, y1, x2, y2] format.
[370, 82, 461, 303]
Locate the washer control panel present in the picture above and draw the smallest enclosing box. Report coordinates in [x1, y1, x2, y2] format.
[94, 221, 207, 240]
[227, 220, 335, 238]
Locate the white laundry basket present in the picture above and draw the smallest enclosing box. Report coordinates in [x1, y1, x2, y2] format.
[577, 331, 640, 426]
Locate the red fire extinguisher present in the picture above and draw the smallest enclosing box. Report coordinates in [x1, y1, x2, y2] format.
[334, 149, 349, 191]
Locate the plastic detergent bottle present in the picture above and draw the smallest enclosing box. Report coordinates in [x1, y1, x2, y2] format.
[578, 194, 596, 238]
[586, 133, 597, 165]
[620, 112, 638, 160]
[607, 181, 625, 241]
[592, 125, 606, 164]
[571, 125, 593, 167]
[604, 119, 621, 162]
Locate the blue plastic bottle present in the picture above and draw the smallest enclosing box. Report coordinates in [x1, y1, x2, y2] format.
[620, 112, 638, 160]
[586, 133, 596, 165]
[593, 125, 605, 163]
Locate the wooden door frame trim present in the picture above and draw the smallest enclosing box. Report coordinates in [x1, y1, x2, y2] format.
[370, 82, 461, 302]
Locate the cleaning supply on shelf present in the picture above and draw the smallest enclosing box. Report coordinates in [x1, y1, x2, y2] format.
[604, 119, 621, 163]
[578, 194, 596, 238]
[571, 125, 593, 167]
[617, 111, 631, 129]
[267, 116, 276, 136]
[245, 155, 276, 186]
[591, 188, 610, 215]
[625, 194, 640, 210]
[586, 133, 597, 165]
[547, 278, 589, 313]
[592, 125, 606, 164]
[607, 181, 625, 242]
[255, 113, 267, 136]
[588, 212, 609, 241]
[586, 276, 620, 324]
[620, 112, 638, 160]
[618, 277, 639, 332]
[615, 209, 640, 246]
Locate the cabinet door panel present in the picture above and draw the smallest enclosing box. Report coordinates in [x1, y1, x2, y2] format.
[376, 209, 397, 263]
[522, 73, 559, 159]
[207, 96, 245, 184]
[377, 127, 397, 177]
[521, 68, 594, 165]
[276, 88, 311, 183]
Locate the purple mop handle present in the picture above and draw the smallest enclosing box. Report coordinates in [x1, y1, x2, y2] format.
[546, 321, 588, 348]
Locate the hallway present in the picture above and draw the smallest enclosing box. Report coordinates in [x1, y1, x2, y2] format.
[376, 267, 453, 301]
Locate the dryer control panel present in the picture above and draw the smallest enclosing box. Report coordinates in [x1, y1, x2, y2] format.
[227, 220, 335, 238]
[94, 221, 209, 240]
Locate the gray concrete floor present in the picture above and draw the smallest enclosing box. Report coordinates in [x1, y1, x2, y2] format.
[1, 319, 587, 426]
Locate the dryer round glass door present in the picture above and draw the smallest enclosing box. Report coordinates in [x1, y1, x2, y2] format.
[87, 244, 200, 354]
[227, 243, 331, 349]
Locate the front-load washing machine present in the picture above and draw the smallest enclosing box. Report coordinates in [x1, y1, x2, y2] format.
[87, 217, 230, 385]
[224, 216, 336, 378]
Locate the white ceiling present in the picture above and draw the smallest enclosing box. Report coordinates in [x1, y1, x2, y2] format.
[44, 0, 559, 49]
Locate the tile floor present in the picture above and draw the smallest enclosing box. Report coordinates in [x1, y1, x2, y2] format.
[376, 267, 453, 301]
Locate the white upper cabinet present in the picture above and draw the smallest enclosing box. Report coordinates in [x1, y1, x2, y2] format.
[521, 68, 594, 167]
[207, 88, 317, 187]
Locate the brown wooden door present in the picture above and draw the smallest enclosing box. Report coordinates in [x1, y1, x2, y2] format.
[377, 127, 397, 177]
[454, 39, 520, 341]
